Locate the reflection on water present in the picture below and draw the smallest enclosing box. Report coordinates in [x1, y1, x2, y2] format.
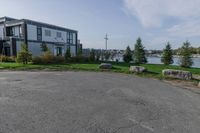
[147, 57, 200, 68]
[115, 56, 200, 68]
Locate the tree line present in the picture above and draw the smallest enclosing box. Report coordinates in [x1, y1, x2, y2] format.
[123, 38, 194, 68]
[16, 38, 194, 68]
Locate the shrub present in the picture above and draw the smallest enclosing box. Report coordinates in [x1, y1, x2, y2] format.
[41, 51, 54, 64]
[65, 48, 71, 61]
[32, 51, 65, 64]
[123, 46, 132, 63]
[0, 55, 16, 62]
[66, 56, 90, 63]
[89, 49, 95, 62]
[53, 56, 65, 64]
[16, 43, 32, 64]
[32, 56, 43, 64]
[77, 47, 82, 56]
[40, 42, 49, 52]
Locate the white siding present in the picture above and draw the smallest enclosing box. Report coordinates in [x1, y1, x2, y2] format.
[0, 25, 4, 39]
[28, 42, 42, 56]
[42, 27, 67, 43]
[16, 40, 23, 53]
[28, 42, 56, 56]
[70, 46, 76, 57]
[27, 24, 37, 40]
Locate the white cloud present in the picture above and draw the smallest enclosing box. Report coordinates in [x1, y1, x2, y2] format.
[167, 20, 200, 37]
[123, 0, 200, 47]
[123, 0, 200, 28]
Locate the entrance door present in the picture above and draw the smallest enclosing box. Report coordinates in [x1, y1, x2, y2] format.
[4, 47, 11, 56]
[56, 47, 62, 56]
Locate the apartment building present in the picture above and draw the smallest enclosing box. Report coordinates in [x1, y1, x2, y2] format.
[0, 16, 79, 57]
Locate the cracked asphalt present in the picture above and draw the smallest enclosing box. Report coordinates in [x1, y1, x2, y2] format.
[0, 71, 200, 133]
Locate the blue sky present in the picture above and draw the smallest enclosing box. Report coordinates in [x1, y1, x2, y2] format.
[1, 0, 200, 50]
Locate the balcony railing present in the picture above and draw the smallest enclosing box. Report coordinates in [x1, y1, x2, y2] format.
[0, 36, 23, 41]
[0, 36, 10, 41]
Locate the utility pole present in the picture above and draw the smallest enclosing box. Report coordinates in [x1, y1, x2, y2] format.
[104, 34, 109, 50]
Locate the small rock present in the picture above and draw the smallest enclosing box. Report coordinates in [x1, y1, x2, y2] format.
[198, 82, 200, 88]
[162, 69, 192, 80]
[99, 63, 112, 69]
[129, 66, 147, 73]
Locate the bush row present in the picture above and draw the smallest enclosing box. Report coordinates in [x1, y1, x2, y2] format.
[32, 52, 94, 64]
[65, 56, 91, 63]
[0, 56, 16, 62]
[32, 52, 65, 64]
[1, 53, 97, 64]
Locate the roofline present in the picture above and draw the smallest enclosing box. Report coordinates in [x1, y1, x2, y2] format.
[5, 19, 24, 27]
[0, 16, 17, 21]
[0, 16, 16, 19]
[23, 19, 78, 33]
[1, 16, 78, 33]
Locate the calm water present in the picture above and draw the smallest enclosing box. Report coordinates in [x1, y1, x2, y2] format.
[115, 56, 200, 68]
[147, 57, 200, 68]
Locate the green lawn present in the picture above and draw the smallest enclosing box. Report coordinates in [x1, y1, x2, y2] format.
[0, 62, 199, 81]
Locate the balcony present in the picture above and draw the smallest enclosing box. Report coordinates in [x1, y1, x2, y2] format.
[0, 36, 10, 41]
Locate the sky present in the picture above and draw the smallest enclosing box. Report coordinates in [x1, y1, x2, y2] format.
[1, 0, 200, 50]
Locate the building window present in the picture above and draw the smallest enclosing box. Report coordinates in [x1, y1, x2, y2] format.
[45, 30, 51, 37]
[67, 32, 70, 43]
[10, 28, 14, 36]
[57, 32, 62, 38]
[19, 25, 23, 37]
[37, 28, 42, 35]
[70, 33, 73, 44]
[10, 26, 20, 37]
[73, 33, 76, 44]
[67, 32, 74, 44]
[37, 27, 42, 41]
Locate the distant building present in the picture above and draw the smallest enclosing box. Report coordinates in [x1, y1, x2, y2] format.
[0, 16, 79, 56]
[82, 48, 91, 57]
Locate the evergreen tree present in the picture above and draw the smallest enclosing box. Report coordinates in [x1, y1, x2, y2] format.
[96, 51, 101, 61]
[104, 52, 111, 61]
[179, 41, 193, 68]
[100, 51, 105, 61]
[16, 43, 32, 64]
[89, 49, 95, 62]
[40, 42, 48, 52]
[133, 38, 147, 64]
[110, 52, 116, 61]
[65, 48, 71, 60]
[161, 42, 174, 65]
[123, 46, 132, 63]
[77, 47, 82, 56]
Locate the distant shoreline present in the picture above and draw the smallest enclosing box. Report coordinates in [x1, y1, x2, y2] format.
[147, 54, 200, 58]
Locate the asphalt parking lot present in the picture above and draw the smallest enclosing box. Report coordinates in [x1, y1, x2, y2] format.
[0, 71, 200, 133]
